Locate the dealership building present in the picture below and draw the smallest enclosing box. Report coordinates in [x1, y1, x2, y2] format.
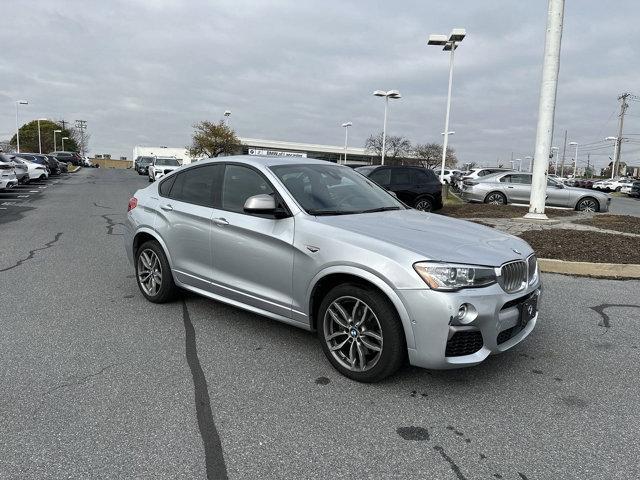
[133, 137, 377, 165]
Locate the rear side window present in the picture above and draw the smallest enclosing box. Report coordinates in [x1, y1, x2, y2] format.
[391, 168, 411, 184]
[412, 169, 438, 184]
[168, 164, 222, 207]
[158, 175, 176, 196]
[368, 168, 390, 186]
[221, 164, 274, 213]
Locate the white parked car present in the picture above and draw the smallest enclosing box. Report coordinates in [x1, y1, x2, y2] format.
[148, 157, 181, 182]
[440, 169, 462, 184]
[10, 155, 49, 181]
[548, 174, 567, 183]
[0, 159, 18, 190]
[594, 178, 634, 192]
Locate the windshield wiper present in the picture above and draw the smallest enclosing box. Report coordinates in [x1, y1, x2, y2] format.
[307, 209, 360, 216]
[359, 206, 401, 213]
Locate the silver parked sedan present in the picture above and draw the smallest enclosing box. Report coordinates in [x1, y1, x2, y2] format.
[460, 171, 610, 212]
[125, 156, 541, 382]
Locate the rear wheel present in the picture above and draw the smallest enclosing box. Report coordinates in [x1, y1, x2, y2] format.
[318, 284, 405, 383]
[484, 192, 507, 205]
[135, 240, 178, 303]
[576, 197, 599, 213]
[414, 196, 433, 212]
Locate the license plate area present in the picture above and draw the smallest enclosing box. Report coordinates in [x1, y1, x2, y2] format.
[519, 295, 538, 327]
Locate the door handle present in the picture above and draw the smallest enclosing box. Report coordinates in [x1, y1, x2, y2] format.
[160, 204, 173, 211]
[507, 186, 514, 189]
[212, 217, 229, 226]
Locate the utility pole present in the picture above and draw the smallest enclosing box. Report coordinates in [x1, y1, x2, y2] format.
[587, 153, 591, 178]
[614, 93, 630, 177]
[560, 130, 567, 177]
[60, 119, 67, 131]
[75, 120, 87, 156]
[526, 0, 565, 219]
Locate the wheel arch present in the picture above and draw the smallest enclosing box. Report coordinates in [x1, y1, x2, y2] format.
[132, 228, 173, 268]
[575, 195, 601, 212]
[484, 190, 507, 204]
[307, 266, 415, 350]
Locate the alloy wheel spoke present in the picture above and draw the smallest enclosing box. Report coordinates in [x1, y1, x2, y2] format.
[362, 330, 383, 344]
[140, 251, 151, 269]
[355, 305, 368, 327]
[327, 331, 348, 341]
[361, 337, 381, 352]
[351, 299, 361, 324]
[333, 302, 351, 325]
[349, 340, 356, 367]
[330, 337, 350, 351]
[328, 308, 349, 330]
[356, 342, 366, 370]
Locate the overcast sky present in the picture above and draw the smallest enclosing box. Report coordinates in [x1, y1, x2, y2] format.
[1, 0, 639, 169]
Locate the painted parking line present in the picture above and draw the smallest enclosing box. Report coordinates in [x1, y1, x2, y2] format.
[17, 195, 29, 198]
[29, 190, 39, 193]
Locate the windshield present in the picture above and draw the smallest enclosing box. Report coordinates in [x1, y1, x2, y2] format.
[155, 158, 180, 166]
[270, 163, 404, 215]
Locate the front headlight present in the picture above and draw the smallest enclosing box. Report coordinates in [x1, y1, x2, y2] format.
[413, 262, 497, 291]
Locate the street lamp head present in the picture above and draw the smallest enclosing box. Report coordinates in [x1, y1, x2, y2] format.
[569, 142, 578, 146]
[54, 129, 62, 133]
[441, 131, 455, 135]
[449, 28, 466, 43]
[16, 100, 28, 105]
[373, 90, 387, 97]
[341, 122, 352, 127]
[38, 118, 48, 121]
[224, 110, 231, 117]
[61, 137, 69, 140]
[551, 146, 559, 151]
[605, 136, 617, 141]
[427, 34, 448, 46]
[373, 90, 401, 99]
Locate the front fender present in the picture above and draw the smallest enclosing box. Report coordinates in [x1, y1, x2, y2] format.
[130, 226, 174, 270]
[306, 265, 416, 350]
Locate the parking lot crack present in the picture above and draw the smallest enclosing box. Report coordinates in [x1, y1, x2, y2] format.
[42, 362, 124, 397]
[0, 232, 63, 272]
[589, 304, 640, 328]
[98, 213, 124, 236]
[433, 445, 468, 480]
[182, 300, 228, 480]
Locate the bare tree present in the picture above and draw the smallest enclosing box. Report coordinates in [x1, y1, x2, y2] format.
[413, 143, 457, 169]
[365, 132, 412, 164]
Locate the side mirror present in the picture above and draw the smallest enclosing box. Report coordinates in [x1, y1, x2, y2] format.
[387, 190, 398, 198]
[555, 183, 564, 189]
[244, 194, 276, 213]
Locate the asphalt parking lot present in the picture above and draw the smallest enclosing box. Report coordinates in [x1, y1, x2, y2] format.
[1, 168, 639, 479]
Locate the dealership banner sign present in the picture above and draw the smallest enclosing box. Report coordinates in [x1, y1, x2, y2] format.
[248, 148, 307, 158]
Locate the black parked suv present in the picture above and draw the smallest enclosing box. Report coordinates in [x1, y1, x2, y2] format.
[134, 156, 154, 175]
[356, 165, 443, 211]
[628, 181, 640, 198]
[50, 151, 82, 166]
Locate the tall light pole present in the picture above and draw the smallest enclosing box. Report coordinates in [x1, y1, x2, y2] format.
[53, 129, 62, 151]
[15, 100, 28, 153]
[428, 28, 466, 183]
[341, 122, 352, 164]
[373, 90, 401, 165]
[37, 118, 47, 154]
[526, 0, 565, 220]
[569, 141, 578, 177]
[605, 136, 618, 179]
[61, 136, 69, 150]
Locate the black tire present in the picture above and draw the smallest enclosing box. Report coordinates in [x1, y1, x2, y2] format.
[317, 283, 405, 383]
[615, 186, 621, 192]
[484, 191, 507, 205]
[148, 175, 153, 182]
[576, 197, 600, 213]
[414, 196, 433, 212]
[135, 240, 178, 303]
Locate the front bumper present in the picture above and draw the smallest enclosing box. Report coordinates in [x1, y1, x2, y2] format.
[398, 280, 541, 369]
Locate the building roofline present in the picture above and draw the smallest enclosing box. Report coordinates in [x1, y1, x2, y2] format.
[239, 137, 373, 156]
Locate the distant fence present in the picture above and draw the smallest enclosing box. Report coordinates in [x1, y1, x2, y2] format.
[90, 158, 132, 169]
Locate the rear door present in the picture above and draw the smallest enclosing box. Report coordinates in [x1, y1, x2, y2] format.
[500, 174, 531, 203]
[209, 163, 295, 319]
[389, 167, 415, 205]
[154, 164, 223, 292]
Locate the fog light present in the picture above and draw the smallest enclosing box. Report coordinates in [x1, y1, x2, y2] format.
[453, 303, 477, 325]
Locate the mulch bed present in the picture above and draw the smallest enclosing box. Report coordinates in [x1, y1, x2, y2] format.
[574, 215, 640, 235]
[518, 229, 640, 264]
[438, 204, 577, 219]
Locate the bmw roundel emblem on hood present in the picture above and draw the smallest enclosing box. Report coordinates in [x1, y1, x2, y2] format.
[512, 248, 521, 255]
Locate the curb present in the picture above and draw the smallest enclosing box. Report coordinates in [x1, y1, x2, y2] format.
[539, 258, 640, 279]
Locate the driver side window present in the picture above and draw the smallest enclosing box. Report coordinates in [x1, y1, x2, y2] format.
[221, 164, 274, 214]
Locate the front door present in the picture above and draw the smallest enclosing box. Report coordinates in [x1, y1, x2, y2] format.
[210, 164, 295, 319]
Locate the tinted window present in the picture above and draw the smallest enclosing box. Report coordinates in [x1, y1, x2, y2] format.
[412, 169, 437, 184]
[501, 174, 531, 185]
[391, 168, 411, 184]
[155, 158, 180, 166]
[168, 164, 221, 206]
[159, 175, 176, 196]
[222, 165, 274, 213]
[369, 168, 391, 185]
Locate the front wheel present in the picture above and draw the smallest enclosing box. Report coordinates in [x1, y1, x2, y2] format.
[318, 284, 405, 383]
[135, 240, 178, 303]
[576, 197, 599, 213]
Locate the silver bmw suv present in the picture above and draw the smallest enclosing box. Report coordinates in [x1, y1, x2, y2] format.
[125, 155, 541, 382]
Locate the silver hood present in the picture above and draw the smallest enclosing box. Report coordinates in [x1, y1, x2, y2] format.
[315, 209, 534, 266]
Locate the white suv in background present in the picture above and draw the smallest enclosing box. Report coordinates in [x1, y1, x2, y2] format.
[148, 157, 181, 182]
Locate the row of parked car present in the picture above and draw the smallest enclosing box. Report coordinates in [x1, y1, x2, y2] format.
[0, 152, 76, 189]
